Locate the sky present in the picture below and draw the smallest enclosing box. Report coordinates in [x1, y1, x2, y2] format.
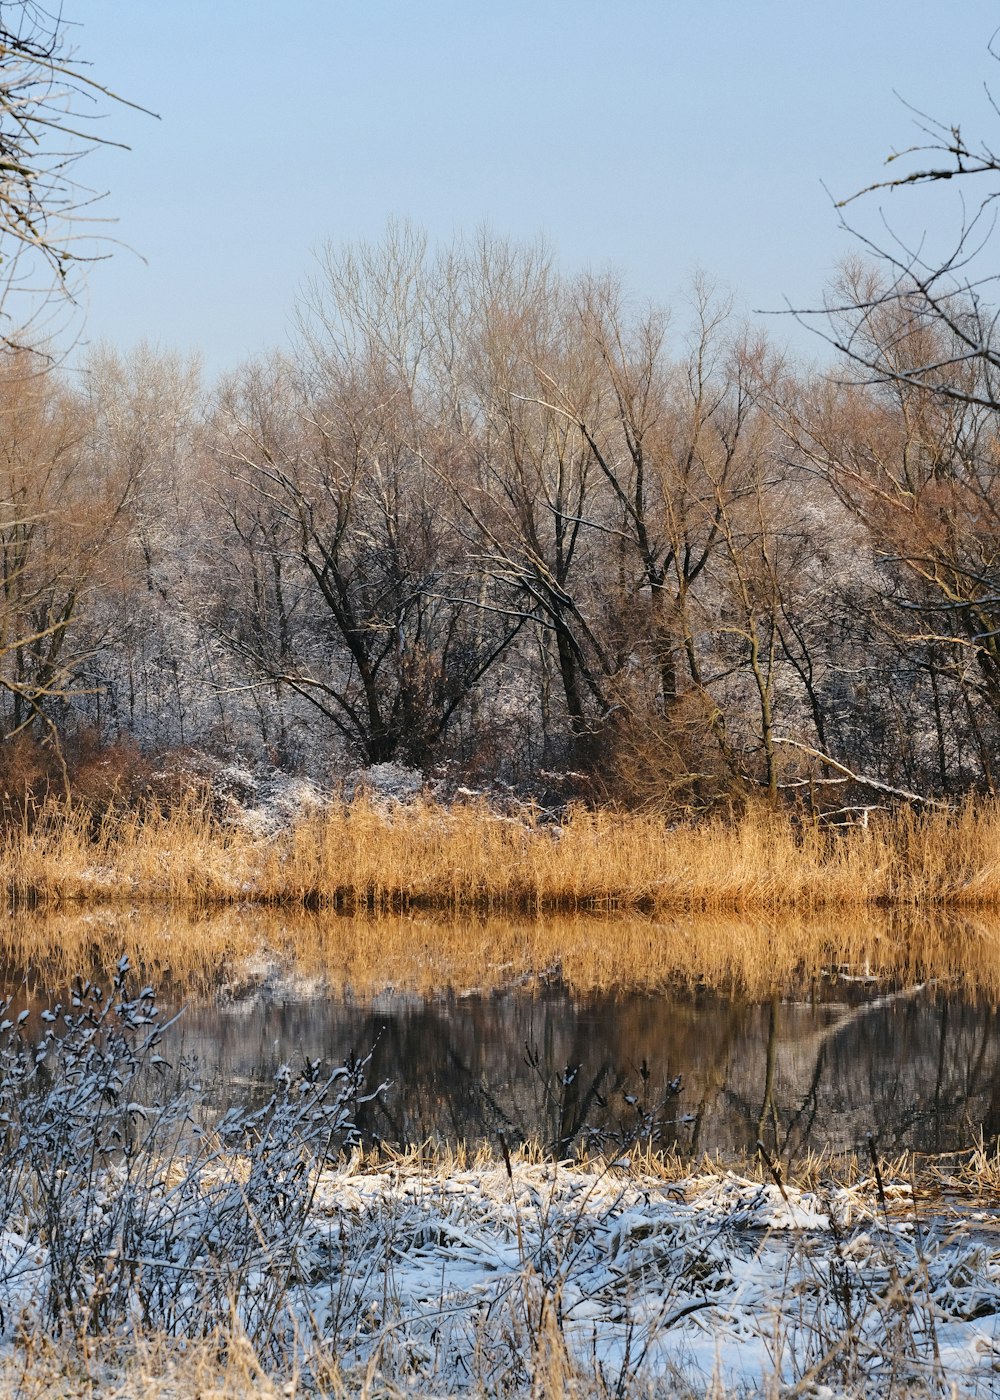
[54, 1, 1000, 377]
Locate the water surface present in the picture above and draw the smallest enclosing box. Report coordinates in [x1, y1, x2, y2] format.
[167, 973, 1000, 1158]
[4, 908, 1000, 1159]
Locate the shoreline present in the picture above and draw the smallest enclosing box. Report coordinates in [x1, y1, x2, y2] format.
[0, 1148, 997, 1397]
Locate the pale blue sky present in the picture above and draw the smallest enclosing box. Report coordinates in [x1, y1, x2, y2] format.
[67, 2, 1000, 374]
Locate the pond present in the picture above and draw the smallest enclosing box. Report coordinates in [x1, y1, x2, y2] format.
[3, 907, 1000, 1161]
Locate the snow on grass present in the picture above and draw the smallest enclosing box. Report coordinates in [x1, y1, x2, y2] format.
[2, 1154, 995, 1395]
[226, 767, 330, 838]
[289, 1158, 1000, 1394]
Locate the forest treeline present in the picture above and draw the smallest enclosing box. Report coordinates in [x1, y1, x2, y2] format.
[3, 229, 998, 811]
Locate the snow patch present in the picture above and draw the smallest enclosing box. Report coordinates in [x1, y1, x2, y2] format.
[347, 760, 427, 804]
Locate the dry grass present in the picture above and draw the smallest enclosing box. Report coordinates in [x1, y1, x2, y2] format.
[8, 793, 1000, 913]
[5, 902, 1000, 1002]
[0, 1331, 301, 1399]
[0, 1142, 993, 1399]
[355, 1133, 1000, 1198]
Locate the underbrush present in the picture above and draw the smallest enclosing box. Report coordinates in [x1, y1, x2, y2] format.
[8, 792, 1000, 912]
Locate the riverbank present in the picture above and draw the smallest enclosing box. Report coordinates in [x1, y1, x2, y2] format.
[0, 1146, 997, 1397]
[10, 792, 1000, 913]
[0, 947, 994, 1398]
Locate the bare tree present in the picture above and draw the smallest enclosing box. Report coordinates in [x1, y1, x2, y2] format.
[769, 300, 1000, 796]
[755, 34, 1000, 799]
[450, 240, 616, 757]
[76, 344, 209, 748]
[0, 351, 138, 743]
[217, 234, 526, 767]
[783, 29, 1000, 417]
[527, 277, 791, 798]
[0, 1, 145, 343]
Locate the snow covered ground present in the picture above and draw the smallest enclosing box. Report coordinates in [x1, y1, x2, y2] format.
[1, 1154, 998, 1396]
[302, 1158, 1000, 1395]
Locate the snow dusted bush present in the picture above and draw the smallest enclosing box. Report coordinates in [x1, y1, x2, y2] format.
[0, 959, 380, 1350]
[345, 760, 426, 805]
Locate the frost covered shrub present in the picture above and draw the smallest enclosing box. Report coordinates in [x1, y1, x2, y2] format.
[0, 958, 379, 1349]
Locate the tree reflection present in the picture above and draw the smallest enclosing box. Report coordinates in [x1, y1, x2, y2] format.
[113, 975, 1000, 1159]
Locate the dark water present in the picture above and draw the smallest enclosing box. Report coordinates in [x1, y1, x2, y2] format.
[154, 969, 1000, 1160]
[6, 934, 1000, 1160]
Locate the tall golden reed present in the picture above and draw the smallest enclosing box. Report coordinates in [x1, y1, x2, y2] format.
[6, 794, 1000, 912]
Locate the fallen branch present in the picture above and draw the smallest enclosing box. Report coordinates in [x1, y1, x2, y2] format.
[773, 737, 949, 809]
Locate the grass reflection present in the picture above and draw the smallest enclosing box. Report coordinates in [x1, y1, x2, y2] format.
[2, 904, 1000, 1001]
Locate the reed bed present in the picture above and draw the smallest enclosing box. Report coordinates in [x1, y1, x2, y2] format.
[7, 793, 1000, 912]
[5, 903, 1000, 1002]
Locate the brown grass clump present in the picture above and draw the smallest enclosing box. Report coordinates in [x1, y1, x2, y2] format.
[6, 792, 1000, 913]
[0, 1331, 297, 1399]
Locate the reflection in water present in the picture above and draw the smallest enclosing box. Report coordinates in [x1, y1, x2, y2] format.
[138, 975, 1000, 1159]
[3, 909, 1000, 1159]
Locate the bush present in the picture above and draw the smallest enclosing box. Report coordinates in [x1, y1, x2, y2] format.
[0, 959, 379, 1351]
